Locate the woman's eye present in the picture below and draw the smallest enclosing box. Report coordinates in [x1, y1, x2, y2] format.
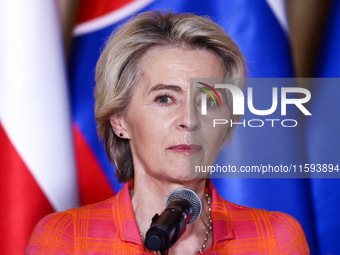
[206, 97, 218, 110]
[156, 95, 173, 104]
[207, 98, 215, 107]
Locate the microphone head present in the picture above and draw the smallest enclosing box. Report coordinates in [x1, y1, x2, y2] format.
[166, 188, 202, 224]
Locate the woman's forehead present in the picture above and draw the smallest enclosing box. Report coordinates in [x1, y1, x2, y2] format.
[138, 47, 225, 87]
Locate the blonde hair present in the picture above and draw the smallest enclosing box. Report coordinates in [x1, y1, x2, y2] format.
[95, 11, 246, 183]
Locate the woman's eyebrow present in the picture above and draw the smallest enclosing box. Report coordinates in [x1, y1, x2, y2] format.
[148, 84, 183, 94]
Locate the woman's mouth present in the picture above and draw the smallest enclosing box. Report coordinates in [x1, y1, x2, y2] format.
[167, 144, 203, 155]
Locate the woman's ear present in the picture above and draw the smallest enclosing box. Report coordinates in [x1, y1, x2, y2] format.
[110, 115, 131, 139]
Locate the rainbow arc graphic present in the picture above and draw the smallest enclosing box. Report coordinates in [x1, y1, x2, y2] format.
[196, 82, 223, 106]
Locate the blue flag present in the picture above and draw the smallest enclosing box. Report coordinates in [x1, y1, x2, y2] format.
[307, 0, 340, 254]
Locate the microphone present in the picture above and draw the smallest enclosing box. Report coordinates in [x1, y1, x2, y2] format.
[144, 188, 202, 253]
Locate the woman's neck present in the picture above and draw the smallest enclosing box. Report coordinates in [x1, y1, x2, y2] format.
[130, 171, 212, 254]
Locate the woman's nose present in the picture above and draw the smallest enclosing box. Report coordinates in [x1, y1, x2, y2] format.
[176, 99, 200, 132]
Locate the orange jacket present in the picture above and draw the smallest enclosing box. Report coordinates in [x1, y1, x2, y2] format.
[25, 180, 309, 254]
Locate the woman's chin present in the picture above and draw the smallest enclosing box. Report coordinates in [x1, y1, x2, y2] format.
[153, 160, 210, 182]
[161, 171, 206, 184]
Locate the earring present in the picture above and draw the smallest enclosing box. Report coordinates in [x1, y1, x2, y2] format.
[119, 132, 124, 137]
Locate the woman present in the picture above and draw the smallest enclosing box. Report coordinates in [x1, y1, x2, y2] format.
[25, 11, 309, 254]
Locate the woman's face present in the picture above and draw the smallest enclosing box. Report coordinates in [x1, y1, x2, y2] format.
[115, 47, 230, 183]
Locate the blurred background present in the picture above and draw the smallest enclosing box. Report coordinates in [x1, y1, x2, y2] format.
[1, 0, 339, 254]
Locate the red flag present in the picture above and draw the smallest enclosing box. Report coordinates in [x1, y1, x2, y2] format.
[0, 1, 79, 254]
